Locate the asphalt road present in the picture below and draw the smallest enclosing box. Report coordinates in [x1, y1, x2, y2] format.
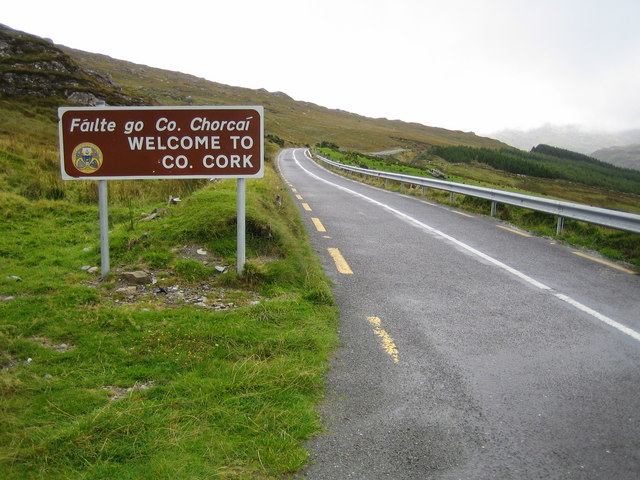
[276, 148, 640, 479]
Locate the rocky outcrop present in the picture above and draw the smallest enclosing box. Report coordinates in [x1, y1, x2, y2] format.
[0, 23, 149, 106]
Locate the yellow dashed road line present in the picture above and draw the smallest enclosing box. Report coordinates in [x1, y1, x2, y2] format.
[311, 217, 327, 232]
[367, 317, 399, 363]
[301, 203, 312, 211]
[497, 225, 532, 237]
[451, 210, 474, 218]
[328, 248, 353, 274]
[572, 251, 636, 274]
[295, 194, 303, 200]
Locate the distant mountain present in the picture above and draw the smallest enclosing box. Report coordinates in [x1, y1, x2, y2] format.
[0, 23, 506, 153]
[591, 144, 640, 172]
[488, 124, 640, 156]
[59, 44, 506, 152]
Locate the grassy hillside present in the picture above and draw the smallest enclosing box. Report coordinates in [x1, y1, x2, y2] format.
[61, 46, 506, 152]
[1, 157, 341, 478]
[1, 24, 340, 478]
[0, 21, 510, 206]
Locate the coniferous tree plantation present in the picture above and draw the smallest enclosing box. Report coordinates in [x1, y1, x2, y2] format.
[425, 144, 640, 195]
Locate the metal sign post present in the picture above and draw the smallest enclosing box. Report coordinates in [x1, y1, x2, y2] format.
[58, 105, 264, 276]
[237, 178, 246, 274]
[98, 179, 110, 276]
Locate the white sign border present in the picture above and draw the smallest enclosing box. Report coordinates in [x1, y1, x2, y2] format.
[58, 105, 264, 181]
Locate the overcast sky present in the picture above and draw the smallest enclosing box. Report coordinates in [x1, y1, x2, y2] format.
[4, 0, 640, 134]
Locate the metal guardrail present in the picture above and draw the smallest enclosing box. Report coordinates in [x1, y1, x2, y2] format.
[314, 154, 640, 235]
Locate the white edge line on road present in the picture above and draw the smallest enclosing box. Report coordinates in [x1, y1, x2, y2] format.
[291, 149, 640, 343]
[554, 293, 640, 342]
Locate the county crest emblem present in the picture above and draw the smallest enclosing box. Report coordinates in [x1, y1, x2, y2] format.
[72, 143, 103, 174]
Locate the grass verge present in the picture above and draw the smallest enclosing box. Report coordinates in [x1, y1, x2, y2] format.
[0, 156, 337, 479]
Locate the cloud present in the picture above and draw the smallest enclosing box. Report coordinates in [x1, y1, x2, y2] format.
[3, 0, 640, 133]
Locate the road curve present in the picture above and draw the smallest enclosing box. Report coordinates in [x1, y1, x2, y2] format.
[277, 148, 640, 479]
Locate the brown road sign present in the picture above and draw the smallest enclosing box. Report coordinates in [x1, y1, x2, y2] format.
[59, 106, 263, 180]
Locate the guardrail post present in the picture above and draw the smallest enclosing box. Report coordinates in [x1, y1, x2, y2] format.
[450, 191, 455, 203]
[557, 216, 565, 235]
[491, 201, 497, 217]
